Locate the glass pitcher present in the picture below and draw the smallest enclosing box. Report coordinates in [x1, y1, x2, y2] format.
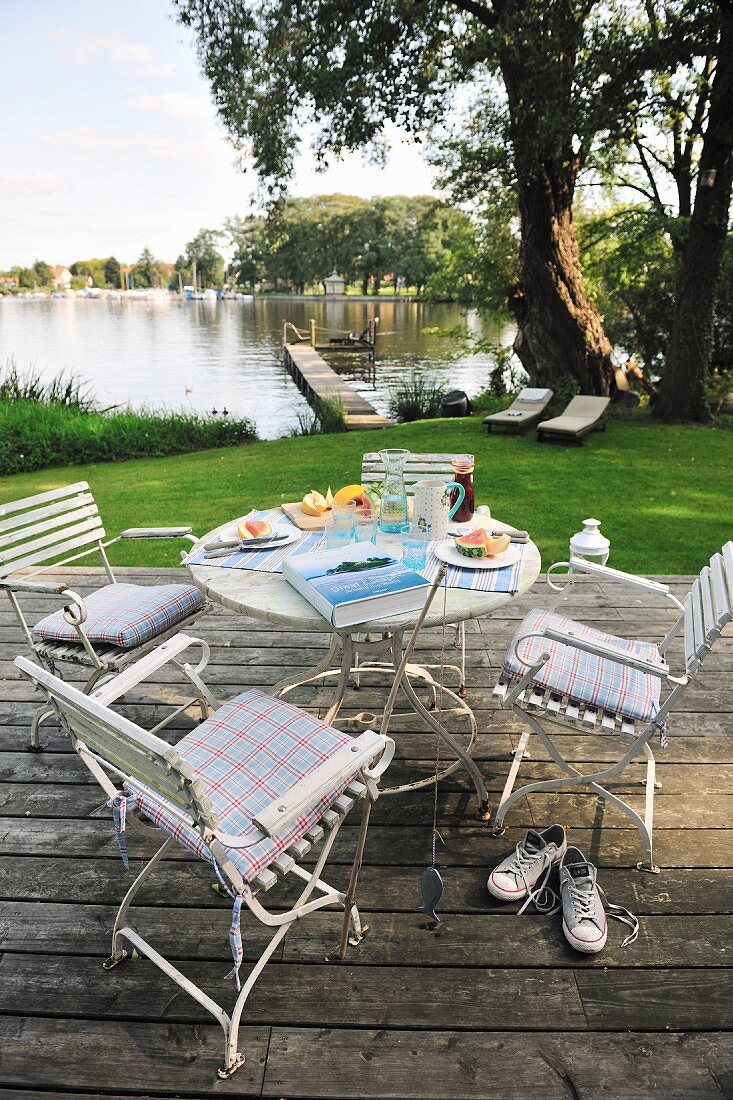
[378, 448, 410, 533]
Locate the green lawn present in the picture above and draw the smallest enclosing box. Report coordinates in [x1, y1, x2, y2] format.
[1, 416, 730, 573]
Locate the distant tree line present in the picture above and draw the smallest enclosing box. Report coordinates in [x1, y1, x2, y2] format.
[0, 196, 479, 299]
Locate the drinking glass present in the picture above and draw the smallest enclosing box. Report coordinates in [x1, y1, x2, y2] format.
[401, 525, 429, 572]
[324, 501, 356, 549]
[353, 504, 378, 544]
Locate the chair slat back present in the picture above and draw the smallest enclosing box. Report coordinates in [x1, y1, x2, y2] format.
[361, 452, 472, 495]
[682, 542, 733, 674]
[0, 483, 106, 578]
[15, 656, 215, 827]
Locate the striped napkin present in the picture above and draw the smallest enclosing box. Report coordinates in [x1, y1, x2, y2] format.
[421, 542, 525, 594]
[184, 509, 325, 573]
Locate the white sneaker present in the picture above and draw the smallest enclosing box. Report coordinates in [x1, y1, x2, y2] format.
[487, 825, 567, 904]
[559, 847, 607, 953]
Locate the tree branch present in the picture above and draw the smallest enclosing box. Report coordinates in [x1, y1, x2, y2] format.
[450, 0, 500, 29]
[633, 139, 665, 213]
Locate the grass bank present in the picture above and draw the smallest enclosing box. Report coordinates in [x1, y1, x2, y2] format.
[0, 361, 258, 475]
[1, 415, 729, 574]
[0, 400, 258, 475]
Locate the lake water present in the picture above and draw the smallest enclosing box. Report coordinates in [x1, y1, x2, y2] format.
[0, 297, 514, 439]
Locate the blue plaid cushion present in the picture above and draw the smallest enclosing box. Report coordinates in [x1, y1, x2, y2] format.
[126, 689, 357, 885]
[33, 582, 206, 649]
[503, 608, 664, 723]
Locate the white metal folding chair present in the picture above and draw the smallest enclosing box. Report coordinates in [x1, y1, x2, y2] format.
[492, 544, 733, 872]
[361, 451, 472, 695]
[1, 482, 213, 748]
[16, 638, 394, 1080]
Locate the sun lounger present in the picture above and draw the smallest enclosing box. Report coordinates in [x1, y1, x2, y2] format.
[536, 395, 610, 444]
[483, 388, 553, 433]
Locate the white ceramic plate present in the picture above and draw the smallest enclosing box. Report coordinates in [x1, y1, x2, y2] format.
[217, 522, 303, 549]
[433, 538, 524, 571]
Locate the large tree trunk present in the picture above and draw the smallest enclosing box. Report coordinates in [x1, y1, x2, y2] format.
[654, 11, 733, 423]
[510, 165, 614, 395]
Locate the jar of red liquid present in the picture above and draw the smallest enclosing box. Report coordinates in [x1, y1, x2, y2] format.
[450, 456, 475, 522]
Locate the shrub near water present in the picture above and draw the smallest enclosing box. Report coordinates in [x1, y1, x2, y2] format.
[0, 361, 258, 475]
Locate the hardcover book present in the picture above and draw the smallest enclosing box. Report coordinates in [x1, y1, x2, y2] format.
[282, 540, 430, 628]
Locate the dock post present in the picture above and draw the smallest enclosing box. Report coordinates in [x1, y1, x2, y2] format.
[310, 318, 317, 347]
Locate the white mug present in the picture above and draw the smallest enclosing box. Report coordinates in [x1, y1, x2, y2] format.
[413, 478, 466, 541]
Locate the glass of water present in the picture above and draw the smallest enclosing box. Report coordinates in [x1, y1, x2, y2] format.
[353, 504, 379, 544]
[401, 525, 430, 573]
[324, 501, 356, 549]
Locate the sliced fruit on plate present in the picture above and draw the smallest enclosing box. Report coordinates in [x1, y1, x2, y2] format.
[301, 490, 329, 516]
[325, 486, 334, 509]
[455, 529, 511, 559]
[237, 519, 273, 540]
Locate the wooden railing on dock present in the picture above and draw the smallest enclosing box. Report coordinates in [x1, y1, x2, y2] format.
[282, 318, 391, 430]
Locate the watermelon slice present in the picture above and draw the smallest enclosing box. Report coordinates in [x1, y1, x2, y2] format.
[455, 529, 511, 559]
[455, 529, 491, 559]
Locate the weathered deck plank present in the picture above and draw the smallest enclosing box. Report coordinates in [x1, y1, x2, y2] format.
[0, 568, 731, 1098]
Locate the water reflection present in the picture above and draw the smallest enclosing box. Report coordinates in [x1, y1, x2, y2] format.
[0, 297, 514, 439]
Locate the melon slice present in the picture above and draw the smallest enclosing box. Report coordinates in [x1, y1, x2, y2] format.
[302, 490, 328, 516]
[237, 519, 273, 540]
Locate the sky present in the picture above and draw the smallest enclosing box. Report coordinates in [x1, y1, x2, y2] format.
[0, 0, 437, 269]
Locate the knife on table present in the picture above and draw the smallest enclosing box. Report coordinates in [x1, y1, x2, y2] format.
[203, 533, 290, 557]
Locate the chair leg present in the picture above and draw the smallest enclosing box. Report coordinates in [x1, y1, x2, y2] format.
[454, 622, 466, 698]
[499, 706, 660, 871]
[29, 705, 54, 751]
[103, 836, 175, 968]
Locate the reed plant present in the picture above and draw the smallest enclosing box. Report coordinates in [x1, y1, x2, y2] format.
[388, 375, 445, 422]
[0, 359, 258, 475]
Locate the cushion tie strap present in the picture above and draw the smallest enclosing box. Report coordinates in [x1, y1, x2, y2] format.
[108, 791, 131, 871]
[225, 895, 246, 991]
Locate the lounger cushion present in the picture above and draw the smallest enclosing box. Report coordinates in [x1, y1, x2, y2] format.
[33, 582, 206, 649]
[503, 609, 663, 723]
[126, 689, 357, 885]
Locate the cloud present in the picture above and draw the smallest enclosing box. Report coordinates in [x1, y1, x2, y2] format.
[0, 171, 72, 197]
[127, 92, 211, 120]
[46, 126, 227, 165]
[49, 29, 173, 76]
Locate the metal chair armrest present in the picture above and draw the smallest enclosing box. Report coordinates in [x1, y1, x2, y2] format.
[0, 577, 77, 596]
[253, 730, 389, 837]
[90, 633, 207, 704]
[549, 558, 684, 611]
[107, 527, 198, 546]
[530, 629, 669, 677]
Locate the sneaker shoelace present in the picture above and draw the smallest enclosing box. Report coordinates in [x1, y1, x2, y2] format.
[506, 842, 560, 917]
[562, 875, 639, 948]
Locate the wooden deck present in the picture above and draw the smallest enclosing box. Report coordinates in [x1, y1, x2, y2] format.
[283, 342, 392, 429]
[1, 568, 731, 1098]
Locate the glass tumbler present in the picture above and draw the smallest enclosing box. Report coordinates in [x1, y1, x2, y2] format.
[401, 525, 430, 573]
[324, 501, 356, 549]
[353, 504, 378, 544]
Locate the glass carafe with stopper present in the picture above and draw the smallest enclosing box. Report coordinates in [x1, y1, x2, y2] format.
[449, 455, 476, 523]
[378, 448, 410, 533]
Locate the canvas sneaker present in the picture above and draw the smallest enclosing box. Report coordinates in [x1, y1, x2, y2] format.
[487, 824, 567, 906]
[559, 847, 608, 953]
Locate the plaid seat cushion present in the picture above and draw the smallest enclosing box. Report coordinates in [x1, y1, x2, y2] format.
[126, 689, 356, 885]
[503, 608, 664, 723]
[33, 582, 205, 650]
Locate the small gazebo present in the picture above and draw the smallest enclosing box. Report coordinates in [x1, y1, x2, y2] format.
[324, 267, 346, 296]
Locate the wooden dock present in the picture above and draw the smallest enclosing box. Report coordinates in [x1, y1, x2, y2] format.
[1, 568, 732, 1097]
[284, 342, 392, 430]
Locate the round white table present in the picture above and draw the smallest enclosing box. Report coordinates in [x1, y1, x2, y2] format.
[188, 516, 541, 819]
